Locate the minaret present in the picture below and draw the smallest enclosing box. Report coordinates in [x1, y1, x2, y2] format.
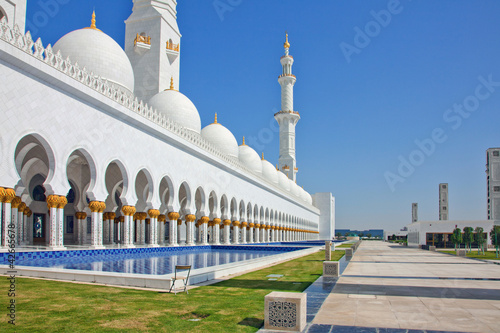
[275, 33, 300, 181]
[125, 0, 181, 102]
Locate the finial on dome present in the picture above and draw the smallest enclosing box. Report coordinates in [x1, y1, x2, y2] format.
[170, 77, 174, 90]
[91, 11, 97, 29]
[276, 164, 279, 171]
[242, 136, 246, 146]
[284, 31, 290, 49]
[214, 113, 218, 124]
[261, 152, 265, 160]
[85, 10, 101, 31]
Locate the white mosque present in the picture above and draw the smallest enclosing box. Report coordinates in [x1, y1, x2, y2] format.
[0, 0, 335, 251]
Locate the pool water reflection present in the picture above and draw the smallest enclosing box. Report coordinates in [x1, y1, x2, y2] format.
[15, 248, 299, 275]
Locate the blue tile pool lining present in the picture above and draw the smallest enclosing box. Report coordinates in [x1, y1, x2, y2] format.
[0, 245, 313, 276]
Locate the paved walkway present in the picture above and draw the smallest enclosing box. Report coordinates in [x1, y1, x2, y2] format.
[311, 241, 500, 332]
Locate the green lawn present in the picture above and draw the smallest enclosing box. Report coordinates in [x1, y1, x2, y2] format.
[0, 250, 344, 333]
[440, 250, 500, 260]
[335, 243, 354, 248]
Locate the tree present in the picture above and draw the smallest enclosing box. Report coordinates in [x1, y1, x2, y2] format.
[336, 232, 341, 239]
[475, 227, 485, 255]
[366, 233, 372, 239]
[450, 227, 462, 251]
[344, 232, 349, 238]
[463, 227, 474, 253]
[358, 232, 364, 238]
[490, 226, 500, 258]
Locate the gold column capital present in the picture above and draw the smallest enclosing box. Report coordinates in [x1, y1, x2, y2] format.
[118, 216, 125, 223]
[232, 220, 240, 227]
[46, 195, 59, 208]
[168, 212, 180, 221]
[146, 218, 151, 224]
[122, 205, 136, 216]
[185, 214, 196, 223]
[200, 216, 210, 224]
[11, 196, 22, 209]
[26, 209, 32, 217]
[57, 196, 68, 209]
[75, 212, 87, 220]
[213, 218, 222, 224]
[2, 188, 16, 203]
[18, 202, 26, 213]
[108, 212, 116, 220]
[158, 214, 166, 222]
[148, 209, 161, 219]
[249, 222, 255, 228]
[89, 201, 102, 213]
[241, 222, 248, 228]
[222, 219, 232, 226]
[0, 187, 5, 202]
[177, 219, 183, 226]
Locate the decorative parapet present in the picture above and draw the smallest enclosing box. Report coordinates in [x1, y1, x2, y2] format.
[274, 110, 300, 117]
[134, 33, 151, 55]
[166, 40, 180, 52]
[134, 33, 151, 46]
[0, 18, 315, 209]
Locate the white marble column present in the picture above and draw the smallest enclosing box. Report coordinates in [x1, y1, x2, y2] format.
[211, 218, 221, 245]
[185, 214, 196, 246]
[232, 221, 240, 244]
[1, 189, 16, 248]
[108, 213, 116, 244]
[200, 216, 209, 245]
[241, 222, 247, 244]
[121, 206, 136, 248]
[148, 209, 159, 247]
[168, 212, 179, 246]
[255, 223, 260, 243]
[222, 219, 231, 245]
[177, 219, 183, 245]
[158, 215, 166, 245]
[89, 201, 105, 249]
[248, 223, 254, 243]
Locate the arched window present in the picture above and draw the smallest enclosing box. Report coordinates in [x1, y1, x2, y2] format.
[33, 185, 46, 202]
[66, 188, 75, 204]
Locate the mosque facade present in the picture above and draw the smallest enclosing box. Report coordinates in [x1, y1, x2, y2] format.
[0, 0, 335, 250]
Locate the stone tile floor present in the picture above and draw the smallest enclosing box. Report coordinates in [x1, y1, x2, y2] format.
[310, 242, 500, 333]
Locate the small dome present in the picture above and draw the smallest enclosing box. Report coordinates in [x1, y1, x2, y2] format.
[299, 187, 310, 203]
[289, 180, 300, 197]
[262, 159, 279, 184]
[238, 139, 262, 174]
[278, 171, 290, 191]
[202, 116, 238, 158]
[53, 26, 135, 94]
[149, 89, 202, 134]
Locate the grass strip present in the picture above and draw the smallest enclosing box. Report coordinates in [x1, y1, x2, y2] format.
[0, 250, 344, 333]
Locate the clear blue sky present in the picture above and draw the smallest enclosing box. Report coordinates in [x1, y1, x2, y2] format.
[26, 0, 500, 231]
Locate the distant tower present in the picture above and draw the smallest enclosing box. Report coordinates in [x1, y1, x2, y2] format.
[125, 0, 181, 102]
[486, 148, 500, 222]
[275, 33, 300, 181]
[0, 0, 27, 33]
[439, 183, 448, 220]
[412, 203, 418, 223]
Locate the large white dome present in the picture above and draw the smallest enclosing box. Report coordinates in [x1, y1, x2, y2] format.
[262, 159, 279, 184]
[278, 171, 291, 191]
[201, 118, 239, 159]
[238, 141, 262, 174]
[149, 89, 202, 134]
[53, 27, 135, 94]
